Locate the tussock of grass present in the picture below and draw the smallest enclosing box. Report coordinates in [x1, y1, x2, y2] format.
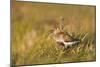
[12, 30, 96, 65]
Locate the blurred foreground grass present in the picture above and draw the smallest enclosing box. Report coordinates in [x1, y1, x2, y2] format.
[11, 1, 96, 65]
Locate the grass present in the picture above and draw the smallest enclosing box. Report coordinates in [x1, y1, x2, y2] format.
[11, 1, 96, 66]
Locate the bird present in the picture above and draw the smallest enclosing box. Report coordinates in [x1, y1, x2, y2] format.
[50, 16, 80, 49]
[51, 28, 80, 49]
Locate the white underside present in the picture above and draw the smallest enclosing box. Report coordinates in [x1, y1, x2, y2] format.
[64, 41, 80, 47]
[53, 36, 80, 48]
